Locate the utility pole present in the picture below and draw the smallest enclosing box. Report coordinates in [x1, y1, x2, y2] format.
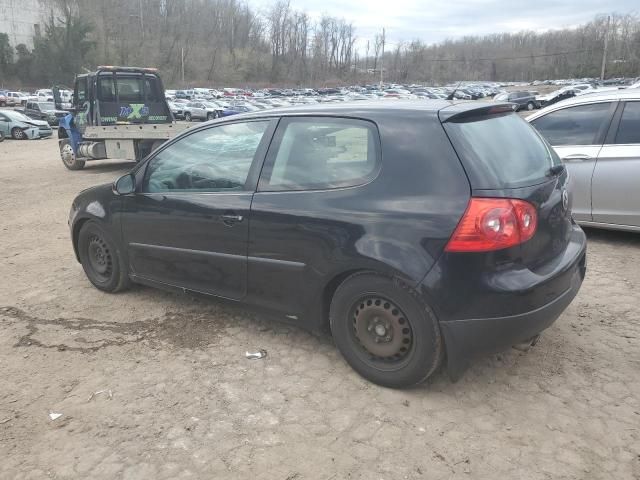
[139, 0, 144, 43]
[365, 40, 369, 74]
[379, 28, 385, 89]
[181, 47, 185, 85]
[601, 15, 610, 81]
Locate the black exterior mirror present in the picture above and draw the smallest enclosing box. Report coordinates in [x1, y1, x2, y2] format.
[113, 173, 135, 195]
[52, 85, 63, 110]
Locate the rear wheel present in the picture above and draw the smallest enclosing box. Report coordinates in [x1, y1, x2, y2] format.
[59, 138, 85, 170]
[77, 221, 130, 292]
[206, 112, 214, 121]
[526, 101, 535, 111]
[11, 127, 26, 140]
[330, 272, 442, 388]
[185, 112, 192, 122]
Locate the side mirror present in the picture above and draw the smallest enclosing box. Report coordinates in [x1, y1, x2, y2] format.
[113, 173, 135, 195]
[52, 85, 63, 110]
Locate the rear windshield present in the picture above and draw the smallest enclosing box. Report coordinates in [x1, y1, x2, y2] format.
[443, 112, 560, 189]
[97, 74, 162, 103]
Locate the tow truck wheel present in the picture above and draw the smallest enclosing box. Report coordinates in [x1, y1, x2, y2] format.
[11, 127, 26, 140]
[60, 139, 86, 170]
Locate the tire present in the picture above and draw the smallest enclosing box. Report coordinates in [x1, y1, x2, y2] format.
[0, 131, 4, 142]
[526, 101, 534, 111]
[329, 272, 442, 388]
[11, 127, 26, 140]
[59, 138, 85, 170]
[184, 112, 192, 122]
[77, 221, 130, 293]
[206, 112, 214, 121]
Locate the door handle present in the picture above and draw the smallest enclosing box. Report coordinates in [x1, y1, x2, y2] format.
[562, 154, 592, 162]
[221, 213, 243, 226]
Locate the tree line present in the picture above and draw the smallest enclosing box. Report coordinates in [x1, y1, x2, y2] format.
[0, 0, 638, 89]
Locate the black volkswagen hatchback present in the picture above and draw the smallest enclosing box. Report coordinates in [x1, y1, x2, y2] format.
[69, 101, 586, 388]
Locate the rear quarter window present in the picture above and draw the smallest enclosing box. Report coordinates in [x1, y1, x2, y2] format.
[259, 117, 380, 191]
[444, 112, 560, 189]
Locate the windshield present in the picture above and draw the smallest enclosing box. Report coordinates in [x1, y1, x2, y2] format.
[444, 112, 561, 189]
[4, 110, 32, 122]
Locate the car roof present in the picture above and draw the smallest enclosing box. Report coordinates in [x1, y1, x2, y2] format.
[231, 99, 513, 121]
[526, 89, 640, 121]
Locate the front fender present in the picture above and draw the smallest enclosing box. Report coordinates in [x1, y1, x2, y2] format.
[69, 184, 124, 262]
[58, 114, 81, 153]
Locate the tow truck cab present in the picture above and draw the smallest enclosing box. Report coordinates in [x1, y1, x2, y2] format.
[55, 66, 185, 169]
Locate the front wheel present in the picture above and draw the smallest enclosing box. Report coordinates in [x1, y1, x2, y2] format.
[330, 272, 442, 388]
[184, 112, 192, 122]
[11, 127, 26, 140]
[206, 112, 214, 121]
[526, 101, 535, 111]
[77, 221, 130, 292]
[59, 138, 85, 170]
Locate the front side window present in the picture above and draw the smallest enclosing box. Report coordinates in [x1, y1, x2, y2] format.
[75, 78, 87, 105]
[144, 121, 270, 193]
[614, 102, 640, 145]
[530, 102, 613, 146]
[260, 117, 380, 191]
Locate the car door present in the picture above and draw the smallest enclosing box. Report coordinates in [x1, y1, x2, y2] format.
[247, 117, 382, 317]
[121, 119, 276, 299]
[0, 113, 9, 136]
[196, 103, 208, 119]
[591, 100, 640, 228]
[529, 101, 616, 222]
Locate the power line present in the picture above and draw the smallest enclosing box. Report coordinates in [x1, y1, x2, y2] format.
[386, 49, 594, 63]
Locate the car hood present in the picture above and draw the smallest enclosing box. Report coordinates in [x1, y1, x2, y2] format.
[21, 118, 49, 127]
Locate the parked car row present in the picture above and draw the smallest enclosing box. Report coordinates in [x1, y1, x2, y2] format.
[163, 82, 509, 105]
[0, 109, 53, 140]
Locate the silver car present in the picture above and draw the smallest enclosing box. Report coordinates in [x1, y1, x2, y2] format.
[527, 90, 640, 232]
[182, 101, 223, 122]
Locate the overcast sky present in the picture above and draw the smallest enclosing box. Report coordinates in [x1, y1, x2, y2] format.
[249, 0, 637, 49]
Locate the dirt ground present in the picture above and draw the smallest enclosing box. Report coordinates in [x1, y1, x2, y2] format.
[0, 133, 638, 480]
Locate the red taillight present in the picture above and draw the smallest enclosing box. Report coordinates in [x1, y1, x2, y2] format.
[445, 198, 538, 252]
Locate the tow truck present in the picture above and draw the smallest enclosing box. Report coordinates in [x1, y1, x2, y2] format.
[54, 66, 190, 170]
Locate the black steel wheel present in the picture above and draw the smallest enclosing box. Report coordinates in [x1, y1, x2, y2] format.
[77, 221, 130, 292]
[351, 296, 414, 366]
[330, 272, 442, 388]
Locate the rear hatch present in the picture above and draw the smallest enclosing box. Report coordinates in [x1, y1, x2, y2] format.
[439, 105, 573, 269]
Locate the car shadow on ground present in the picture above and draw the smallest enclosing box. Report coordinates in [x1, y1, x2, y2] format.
[121, 283, 525, 394]
[582, 226, 640, 247]
[80, 160, 137, 174]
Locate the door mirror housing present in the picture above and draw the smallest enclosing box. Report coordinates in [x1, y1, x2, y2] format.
[52, 85, 63, 110]
[113, 173, 135, 195]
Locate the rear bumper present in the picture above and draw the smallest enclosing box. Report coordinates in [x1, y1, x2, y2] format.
[420, 224, 587, 379]
[440, 259, 584, 378]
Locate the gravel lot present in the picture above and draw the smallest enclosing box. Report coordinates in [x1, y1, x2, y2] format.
[1, 134, 639, 480]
